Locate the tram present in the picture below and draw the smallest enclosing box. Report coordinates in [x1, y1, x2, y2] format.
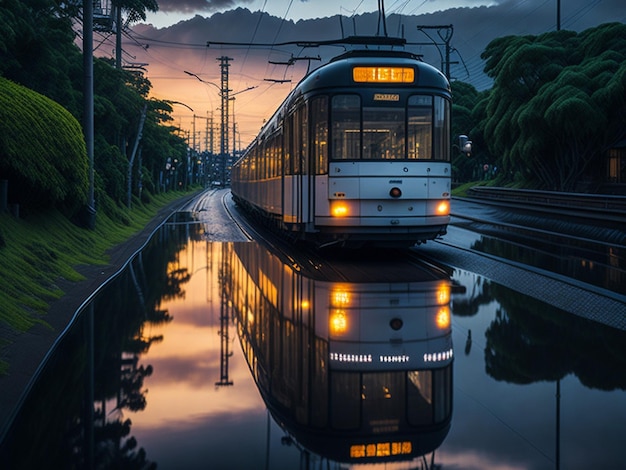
[224, 241, 454, 465]
[230, 49, 452, 248]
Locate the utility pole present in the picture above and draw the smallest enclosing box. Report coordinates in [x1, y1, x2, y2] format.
[218, 56, 232, 157]
[416, 25, 456, 80]
[83, 0, 96, 228]
[115, 5, 122, 69]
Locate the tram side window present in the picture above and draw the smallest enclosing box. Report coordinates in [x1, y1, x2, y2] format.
[269, 132, 280, 178]
[432, 366, 452, 423]
[363, 107, 405, 159]
[331, 95, 360, 160]
[434, 96, 451, 162]
[261, 142, 268, 180]
[293, 104, 308, 174]
[300, 104, 308, 175]
[408, 95, 433, 159]
[284, 113, 293, 176]
[406, 370, 433, 425]
[310, 338, 329, 428]
[311, 96, 329, 174]
[330, 371, 361, 430]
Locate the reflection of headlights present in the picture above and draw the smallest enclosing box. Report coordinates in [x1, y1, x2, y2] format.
[424, 349, 454, 363]
[330, 310, 347, 334]
[436, 200, 450, 215]
[437, 283, 450, 305]
[331, 289, 350, 307]
[331, 201, 349, 217]
[436, 307, 450, 329]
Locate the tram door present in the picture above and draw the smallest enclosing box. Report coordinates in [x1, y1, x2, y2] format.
[283, 104, 311, 229]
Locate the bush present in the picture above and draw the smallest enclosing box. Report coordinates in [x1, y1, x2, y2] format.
[0, 77, 88, 215]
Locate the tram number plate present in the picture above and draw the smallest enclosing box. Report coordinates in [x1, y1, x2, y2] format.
[373, 93, 400, 101]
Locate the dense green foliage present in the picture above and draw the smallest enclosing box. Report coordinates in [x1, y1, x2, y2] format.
[0, 0, 190, 372]
[478, 22, 626, 190]
[0, 0, 187, 217]
[0, 77, 88, 213]
[451, 81, 492, 183]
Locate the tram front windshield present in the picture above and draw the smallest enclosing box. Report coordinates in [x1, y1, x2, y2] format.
[329, 94, 450, 162]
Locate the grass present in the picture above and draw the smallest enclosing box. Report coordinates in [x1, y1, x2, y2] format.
[0, 189, 197, 375]
[451, 180, 490, 197]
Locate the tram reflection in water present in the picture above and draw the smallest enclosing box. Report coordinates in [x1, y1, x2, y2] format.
[225, 243, 454, 466]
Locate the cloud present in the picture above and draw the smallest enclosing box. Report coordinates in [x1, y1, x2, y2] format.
[157, 0, 254, 14]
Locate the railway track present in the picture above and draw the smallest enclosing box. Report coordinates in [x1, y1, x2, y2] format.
[465, 186, 626, 223]
[437, 196, 626, 296]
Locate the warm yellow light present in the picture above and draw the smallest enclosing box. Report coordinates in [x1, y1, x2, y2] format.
[350, 441, 412, 459]
[436, 284, 450, 305]
[353, 66, 415, 83]
[331, 202, 349, 217]
[330, 310, 348, 334]
[331, 289, 350, 306]
[436, 200, 450, 215]
[301, 300, 310, 309]
[436, 307, 450, 329]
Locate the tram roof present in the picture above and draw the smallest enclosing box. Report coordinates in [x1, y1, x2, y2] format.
[297, 49, 451, 95]
[242, 49, 451, 151]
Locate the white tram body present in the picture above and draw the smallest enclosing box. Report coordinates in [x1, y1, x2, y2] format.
[231, 50, 452, 247]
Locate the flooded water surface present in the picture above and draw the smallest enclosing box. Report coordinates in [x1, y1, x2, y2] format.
[2, 213, 625, 469]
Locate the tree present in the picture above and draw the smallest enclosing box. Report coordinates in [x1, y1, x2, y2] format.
[451, 81, 493, 183]
[0, 0, 83, 116]
[0, 1, 189, 215]
[480, 23, 626, 190]
[0, 77, 88, 214]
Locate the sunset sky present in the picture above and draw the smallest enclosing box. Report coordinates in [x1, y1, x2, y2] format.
[101, 0, 624, 154]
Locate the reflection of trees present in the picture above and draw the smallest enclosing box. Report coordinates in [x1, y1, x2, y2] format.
[94, 420, 156, 469]
[452, 275, 492, 317]
[91, 219, 199, 464]
[0, 215, 199, 468]
[484, 283, 626, 390]
[471, 231, 624, 293]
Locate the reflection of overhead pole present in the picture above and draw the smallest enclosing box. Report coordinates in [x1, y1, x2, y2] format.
[216, 243, 233, 387]
[556, 379, 561, 469]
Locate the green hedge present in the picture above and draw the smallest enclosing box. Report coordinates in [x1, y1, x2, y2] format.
[0, 77, 88, 214]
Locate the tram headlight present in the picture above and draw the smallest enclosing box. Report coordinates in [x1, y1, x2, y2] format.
[436, 200, 450, 215]
[331, 201, 349, 217]
[436, 283, 451, 305]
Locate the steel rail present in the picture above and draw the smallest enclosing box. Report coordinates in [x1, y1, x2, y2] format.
[465, 186, 626, 222]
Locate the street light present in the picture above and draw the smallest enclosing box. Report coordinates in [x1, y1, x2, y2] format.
[184, 70, 222, 92]
[458, 134, 472, 157]
[164, 101, 196, 190]
[166, 100, 194, 113]
[228, 85, 258, 160]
